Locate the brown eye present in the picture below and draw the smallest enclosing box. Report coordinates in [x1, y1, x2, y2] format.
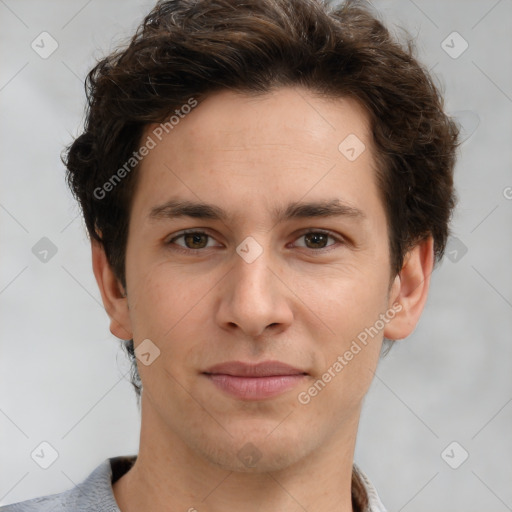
[167, 230, 220, 252]
[294, 231, 340, 251]
[303, 232, 330, 249]
[182, 233, 209, 249]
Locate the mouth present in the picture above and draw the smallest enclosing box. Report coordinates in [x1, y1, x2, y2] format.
[202, 360, 308, 400]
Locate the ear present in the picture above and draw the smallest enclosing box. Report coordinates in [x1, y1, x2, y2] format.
[384, 235, 434, 340]
[91, 238, 133, 340]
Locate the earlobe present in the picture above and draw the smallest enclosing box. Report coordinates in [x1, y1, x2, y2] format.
[383, 236, 434, 341]
[91, 239, 133, 340]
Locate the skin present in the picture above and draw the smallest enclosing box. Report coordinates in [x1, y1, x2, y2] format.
[92, 86, 433, 512]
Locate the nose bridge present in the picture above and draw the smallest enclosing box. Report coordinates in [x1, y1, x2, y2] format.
[217, 234, 292, 337]
[233, 236, 276, 305]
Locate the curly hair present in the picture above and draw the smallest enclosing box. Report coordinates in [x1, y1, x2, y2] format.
[63, 0, 459, 439]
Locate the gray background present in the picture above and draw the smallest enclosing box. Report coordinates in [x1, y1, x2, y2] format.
[1, 0, 511, 510]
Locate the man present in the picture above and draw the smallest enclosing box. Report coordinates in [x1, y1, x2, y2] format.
[1, 0, 458, 510]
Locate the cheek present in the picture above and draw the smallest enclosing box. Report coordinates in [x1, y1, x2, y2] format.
[303, 347, 380, 418]
[297, 266, 388, 393]
[296, 261, 389, 332]
[296, 290, 386, 413]
[126, 265, 211, 390]
[129, 264, 211, 340]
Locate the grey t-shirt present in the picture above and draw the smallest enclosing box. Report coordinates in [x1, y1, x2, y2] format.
[0, 456, 387, 512]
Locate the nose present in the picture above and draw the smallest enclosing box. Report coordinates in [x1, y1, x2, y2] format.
[215, 241, 293, 339]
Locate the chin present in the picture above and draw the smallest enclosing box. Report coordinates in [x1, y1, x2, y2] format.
[197, 428, 311, 473]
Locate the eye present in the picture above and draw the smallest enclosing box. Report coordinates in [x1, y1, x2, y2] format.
[166, 230, 221, 253]
[292, 230, 342, 251]
[166, 229, 344, 255]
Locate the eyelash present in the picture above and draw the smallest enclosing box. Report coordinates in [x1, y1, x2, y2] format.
[165, 229, 345, 255]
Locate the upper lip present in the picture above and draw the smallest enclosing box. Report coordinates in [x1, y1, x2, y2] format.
[203, 360, 307, 377]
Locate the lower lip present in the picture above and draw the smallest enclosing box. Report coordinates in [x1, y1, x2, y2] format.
[204, 373, 306, 400]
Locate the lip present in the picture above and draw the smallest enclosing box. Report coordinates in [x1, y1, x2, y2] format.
[203, 360, 306, 377]
[202, 360, 308, 400]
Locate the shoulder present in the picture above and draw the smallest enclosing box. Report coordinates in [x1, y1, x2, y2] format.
[0, 488, 74, 512]
[0, 457, 128, 512]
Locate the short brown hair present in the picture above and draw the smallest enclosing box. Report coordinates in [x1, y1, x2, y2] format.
[64, 0, 458, 412]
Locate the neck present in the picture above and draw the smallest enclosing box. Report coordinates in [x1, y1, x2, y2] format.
[113, 398, 362, 512]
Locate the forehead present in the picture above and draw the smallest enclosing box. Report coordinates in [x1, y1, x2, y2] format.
[132, 87, 381, 226]
[159, 87, 371, 159]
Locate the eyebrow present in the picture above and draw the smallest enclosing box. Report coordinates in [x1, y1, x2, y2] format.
[148, 198, 366, 224]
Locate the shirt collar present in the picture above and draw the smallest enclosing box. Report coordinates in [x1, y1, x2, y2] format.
[81, 455, 386, 512]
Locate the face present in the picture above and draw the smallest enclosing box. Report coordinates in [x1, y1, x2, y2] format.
[114, 87, 403, 472]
